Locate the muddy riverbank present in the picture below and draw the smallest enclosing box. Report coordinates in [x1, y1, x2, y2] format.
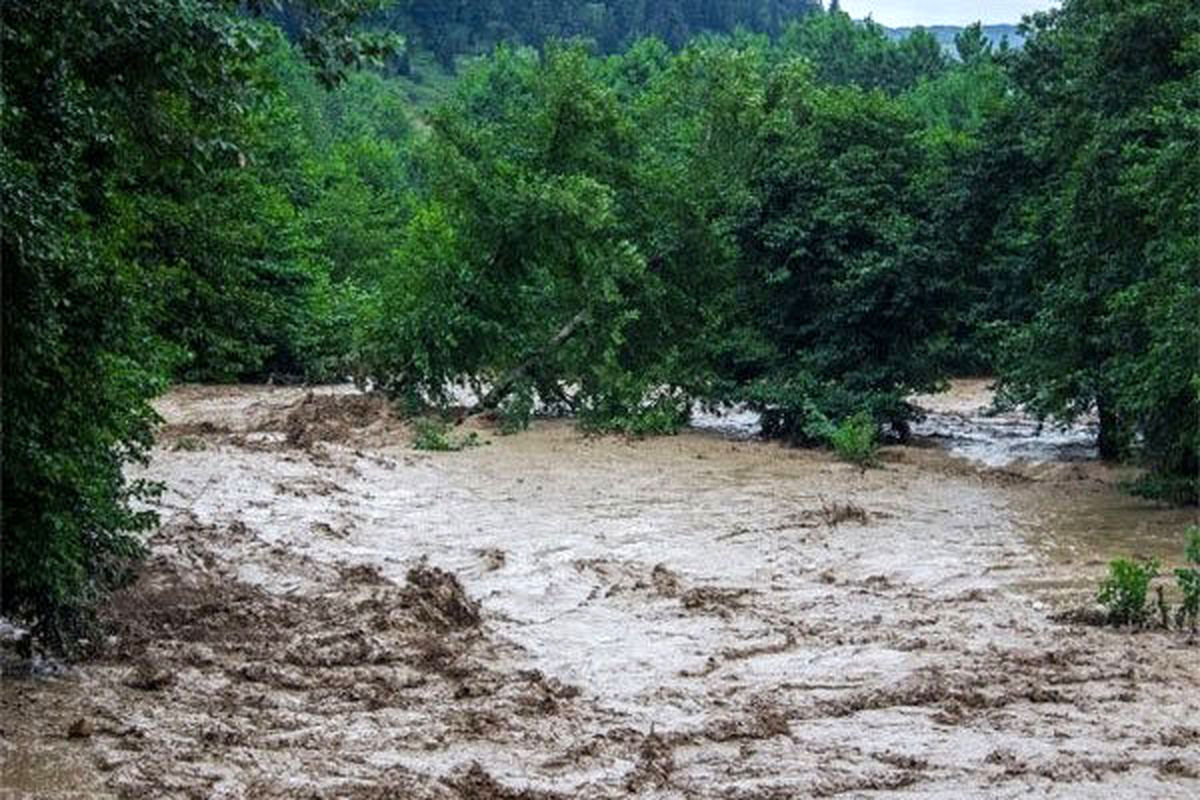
[3, 382, 1197, 798]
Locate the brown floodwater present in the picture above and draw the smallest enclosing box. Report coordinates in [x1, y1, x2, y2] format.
[2, 381, 1197, 799]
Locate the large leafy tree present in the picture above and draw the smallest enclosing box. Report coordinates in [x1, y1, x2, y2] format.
[725, 66, 953, 438]
[364, 39, 764, 429]
[362, 44, 660, 422]
[997, 0, 1199, 501]
[779, 8, 946, 94]
[0, 0, 390, 644]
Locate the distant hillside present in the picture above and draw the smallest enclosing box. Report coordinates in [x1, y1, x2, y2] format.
[376, 1, 825, 70]
[885, 24, 1025, 53]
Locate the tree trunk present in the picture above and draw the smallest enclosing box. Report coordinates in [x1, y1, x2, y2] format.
[1096, 395, 1123, 461]
[472, 309, 589, 413]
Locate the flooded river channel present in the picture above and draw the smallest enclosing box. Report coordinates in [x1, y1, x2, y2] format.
[2, 380, 1197, 798]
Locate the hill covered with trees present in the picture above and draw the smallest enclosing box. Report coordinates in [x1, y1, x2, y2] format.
[3, 0, 1198, 646]
[379, 0, 823, 67]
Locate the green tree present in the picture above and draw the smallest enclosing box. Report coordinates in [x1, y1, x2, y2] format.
[997, 0, 1200, 501]
[363, 44, 652, 417]
[363, 39, 753, 428]
[780, 10, 945, 94]
[0, 0, 390, 645]
[954, 22, 993, 65]
[727, 68, 953, 437]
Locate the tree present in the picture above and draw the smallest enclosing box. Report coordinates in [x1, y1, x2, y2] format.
[954, 22, 993, 65]
[0, 0, 390, 646]
[362, 44, 653, 420]
[997, 0, 1200, 501]
[363, 38, 759, 431]
[726, 68, 953, 438]
[780, 10, 945, 94]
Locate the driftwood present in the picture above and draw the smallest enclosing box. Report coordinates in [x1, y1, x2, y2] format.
[472, 309, 589, 413]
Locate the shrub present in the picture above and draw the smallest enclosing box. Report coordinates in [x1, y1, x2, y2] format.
[828, 411, 880, 469]
[497, 385, 535, 435]
[1175, 526, 1200, 631]
[1098, 557, 1159, 627]
[576, 378, 690, 437]
[410, 417, 481, 452]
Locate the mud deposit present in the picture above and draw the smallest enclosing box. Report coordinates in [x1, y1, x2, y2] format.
[3, 382, 1198, 798]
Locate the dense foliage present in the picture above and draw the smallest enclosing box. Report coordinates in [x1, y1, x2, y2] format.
[994, 0, 1200, 503]
[0, 0, 399, 644]
[380, 0, 823, 68]
[3, 0, 1198, 645]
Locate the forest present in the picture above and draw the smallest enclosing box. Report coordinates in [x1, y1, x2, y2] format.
[2, 0, 1198, 646]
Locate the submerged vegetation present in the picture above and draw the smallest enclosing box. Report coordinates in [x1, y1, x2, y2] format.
[828, 412, 881, 470]
[1098, 558, 1160, 628]
[1098, 527, 1200, 632]
[410, 417, 482, 452]
[2, 0, 1198, 643]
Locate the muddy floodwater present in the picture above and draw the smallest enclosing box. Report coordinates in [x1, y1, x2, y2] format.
[3, 380, 1198, 798]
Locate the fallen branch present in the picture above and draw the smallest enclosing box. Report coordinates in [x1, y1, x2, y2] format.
[472, 309, 589, 413]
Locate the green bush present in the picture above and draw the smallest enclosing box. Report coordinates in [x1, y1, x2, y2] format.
[410, 417, 481, 451]
[496, 385, 535, 435]
[1175, 526, 1200, 631]
[1098, 557, 1159, 627]
[1127, 471, 1200, 508]
[828, 411, 881, 469]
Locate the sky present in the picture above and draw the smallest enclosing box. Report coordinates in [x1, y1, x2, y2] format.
[837, 1, 1057, 27]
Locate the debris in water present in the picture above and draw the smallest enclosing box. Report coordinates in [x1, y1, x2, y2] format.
[403, 564, 482, 631]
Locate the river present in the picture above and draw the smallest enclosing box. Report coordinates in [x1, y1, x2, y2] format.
[2, 380, 1196, 798]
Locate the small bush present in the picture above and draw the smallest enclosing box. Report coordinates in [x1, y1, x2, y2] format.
[497, 386, 534, 435]
[410, 417, 480, 451]
[1098, 557, 1159, 626]
[1175, 526, 1200, 631]
[828, 411, 880, 468]
[1125, 472, 1200, 507]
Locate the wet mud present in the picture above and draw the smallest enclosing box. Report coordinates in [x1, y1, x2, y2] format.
[2, 381, 1198, 798]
